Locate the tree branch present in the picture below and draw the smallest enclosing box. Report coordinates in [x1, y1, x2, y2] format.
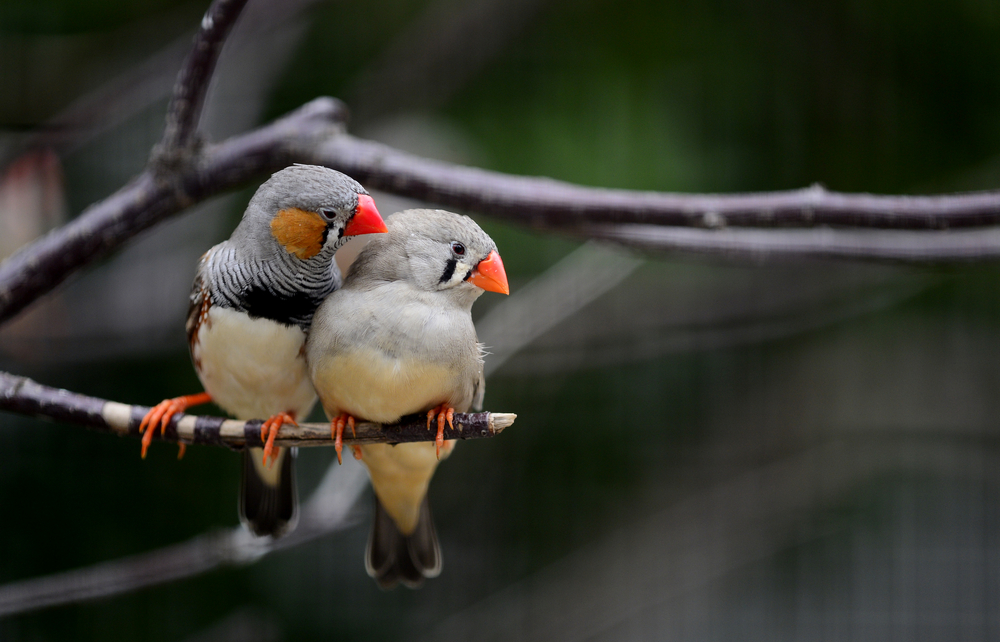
[3, 0, 1000, 329]
[6, 111, 1000, 327]
[313, 135, 1000, 231]
[0, 372, 516, 450]
[0, 97, 348, 325]
[156, 0, 251, 159]
[575, 221, 1000, 262]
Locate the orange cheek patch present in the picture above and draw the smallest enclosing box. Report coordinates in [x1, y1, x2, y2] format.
[270, 208, 327, 259]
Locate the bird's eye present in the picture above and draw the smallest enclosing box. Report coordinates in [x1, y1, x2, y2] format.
[451, 242, 466, 256]
[320, 209, 336, 222]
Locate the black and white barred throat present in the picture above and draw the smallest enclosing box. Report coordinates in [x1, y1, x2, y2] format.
[204, 238, 342, 329]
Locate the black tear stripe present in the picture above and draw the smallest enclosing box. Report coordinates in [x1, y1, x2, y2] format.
[463, 269, 472, 281]
[240, 285, 322, 327]
[439, 258, 457, 284]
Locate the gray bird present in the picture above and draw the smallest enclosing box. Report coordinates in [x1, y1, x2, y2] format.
[139, 164, 387, 538]
[306, 208, 509, 588]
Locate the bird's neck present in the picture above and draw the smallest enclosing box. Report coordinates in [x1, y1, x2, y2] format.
[207, 240, 342, 328]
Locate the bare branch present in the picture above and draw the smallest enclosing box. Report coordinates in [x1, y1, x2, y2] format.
[156, 0, 251, 159]
[575, 222, 1000, 263]
[3, 0, 1000, 329]
[0, 98, 347, 325]
[8, 116, 1000, 325]
[313, 135, 1000, 232]
[0, 371, 516, 450]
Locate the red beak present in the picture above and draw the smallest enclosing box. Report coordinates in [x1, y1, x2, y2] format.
[343, 194, 387, 236]
[468, 250, 510, 295]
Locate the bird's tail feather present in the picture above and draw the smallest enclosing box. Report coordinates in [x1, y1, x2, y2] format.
[366, 495, 441, 589]
[239, 446, 298, 538]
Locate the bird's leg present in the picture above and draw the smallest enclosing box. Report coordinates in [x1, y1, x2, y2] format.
[426, 404, 455, 460]
[139, 392, 212, 459]
[260, 411, 297, 468]
[330, 414, 356, 465]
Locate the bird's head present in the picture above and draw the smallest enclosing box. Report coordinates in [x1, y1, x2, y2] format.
[352, 209, 509, 303]
[234, 164, 386, 262]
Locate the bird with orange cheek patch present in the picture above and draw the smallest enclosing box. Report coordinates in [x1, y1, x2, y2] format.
[139, 164, 386, 538]
[306, 209, 509, 588]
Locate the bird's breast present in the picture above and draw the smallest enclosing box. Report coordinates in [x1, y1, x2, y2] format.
[311, 345, 460, 423]
[194, 306, 316, 420]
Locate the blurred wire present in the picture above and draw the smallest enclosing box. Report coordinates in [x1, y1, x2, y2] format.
[477, 241, 644, 376]
[495, 263, 934, 374]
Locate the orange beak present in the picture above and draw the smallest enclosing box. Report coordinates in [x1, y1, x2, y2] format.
[343, 194, 387, 236]
[468, 250, 510, 295]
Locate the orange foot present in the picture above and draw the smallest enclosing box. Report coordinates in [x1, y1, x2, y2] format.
[139, 392, 212, 459]
[260, 412, 297, 467]
[330, 414, 357, 465]
[426, 403, 455, 460]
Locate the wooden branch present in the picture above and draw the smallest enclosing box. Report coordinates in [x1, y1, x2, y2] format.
[0, 372, 516, 450]
[156, 0, 250, 158]
[4, 0, 1000, 329]
[7, 109, 1000, 327]
[0, 97, 347, 325]
[314, 135, 1000, 231]
[575, 222, 1000, 263]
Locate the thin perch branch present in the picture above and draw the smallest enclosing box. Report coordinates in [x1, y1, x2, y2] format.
[0, 372, 516, 450]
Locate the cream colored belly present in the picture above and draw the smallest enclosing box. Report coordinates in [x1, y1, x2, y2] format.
[312, 346, 457, 423]
[310, 345, 461, 533]
[361, 441, 442, 533]
[194, 306, 316, 421]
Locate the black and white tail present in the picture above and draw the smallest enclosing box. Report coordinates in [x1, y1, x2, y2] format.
[366, 495, 441, 589]
[239, 446, 298, 538]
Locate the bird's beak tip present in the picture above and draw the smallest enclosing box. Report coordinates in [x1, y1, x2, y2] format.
[344, 194, 388, 236]
[469, 250, 510, 295]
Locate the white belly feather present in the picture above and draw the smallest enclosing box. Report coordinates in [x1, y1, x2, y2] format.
[194, 306, 316, 421]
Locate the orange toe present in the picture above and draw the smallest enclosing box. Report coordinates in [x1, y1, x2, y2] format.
[138, 392, 211, 459]
[260, 412, 297, 467]
[426, 403, 456, 460]
[330, 414, 355, 465]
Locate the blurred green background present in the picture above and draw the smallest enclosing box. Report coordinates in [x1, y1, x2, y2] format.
[2, 0, 1000, 639]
